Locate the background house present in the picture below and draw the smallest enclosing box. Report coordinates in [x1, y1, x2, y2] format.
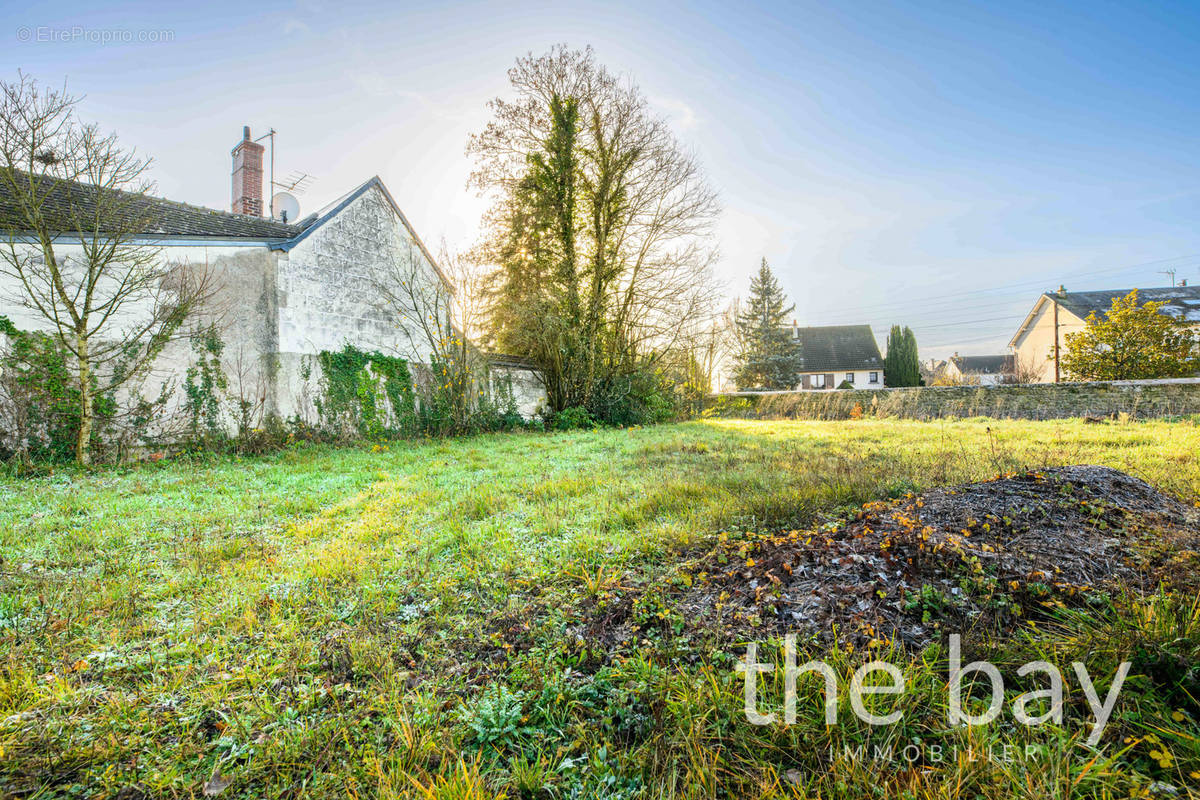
[945, 353, 1014, 385]
[1009, 285, 1200, 383]
[921, 358, 948, 384]
[789, 323, 884, 389]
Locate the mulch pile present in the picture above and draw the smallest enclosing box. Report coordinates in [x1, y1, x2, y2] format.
[681, 466, 1200, 649]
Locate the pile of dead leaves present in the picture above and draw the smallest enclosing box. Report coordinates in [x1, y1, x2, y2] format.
[681, 466, 1200, 649]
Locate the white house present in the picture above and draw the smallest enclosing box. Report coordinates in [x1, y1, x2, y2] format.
[788, 323, 885, 390]
[1008, 285, 1200, 383]
[0, 126, 547, 425]
[944, 353, 1014, 385]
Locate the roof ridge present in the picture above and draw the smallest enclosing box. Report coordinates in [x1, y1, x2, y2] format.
[1049, 285, 1200, 297]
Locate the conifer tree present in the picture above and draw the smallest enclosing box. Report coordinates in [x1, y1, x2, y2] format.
[733, 259, 800, 389]
[883, 325, 921, 387]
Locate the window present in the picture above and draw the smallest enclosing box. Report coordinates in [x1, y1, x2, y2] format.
[812, 374, 825, 389]
[845, 372, 854, 384]
[869, 372, 879, 383]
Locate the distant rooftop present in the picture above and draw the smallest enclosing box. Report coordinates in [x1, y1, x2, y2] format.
[951, 354, 1013, 375]
[1050, 285, 1200, 324]
[789, 324, 884, 372]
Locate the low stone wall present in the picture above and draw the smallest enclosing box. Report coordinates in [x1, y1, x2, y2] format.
[706, 378, 1200, 421]
[489, 363, 548, 419]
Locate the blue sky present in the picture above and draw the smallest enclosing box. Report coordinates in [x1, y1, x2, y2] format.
[8, 0, 1200, 357]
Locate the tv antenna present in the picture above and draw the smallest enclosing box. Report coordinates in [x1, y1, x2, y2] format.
[275, 170, 314, 194]
[253, 128, 317, 218]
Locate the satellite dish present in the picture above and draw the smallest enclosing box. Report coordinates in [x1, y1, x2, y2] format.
[272, 192, 300, 223]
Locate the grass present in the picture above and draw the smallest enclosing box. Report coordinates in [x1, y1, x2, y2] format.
[1, 417, 1199, 798]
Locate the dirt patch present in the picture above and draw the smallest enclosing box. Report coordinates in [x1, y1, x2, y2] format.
[681, 466, 1200, 649]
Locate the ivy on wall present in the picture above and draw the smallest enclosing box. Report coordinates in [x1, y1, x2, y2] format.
[310, 345, 527, 439]
[0, 315, 115, 462]
[315, 344, 415, 440]
[183, 325, 228, 446]
[0, 325, 531, 464]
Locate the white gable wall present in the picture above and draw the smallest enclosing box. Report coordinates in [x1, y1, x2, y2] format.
[273, 183, 448, 420]
[1010, 298, 1087, 383]
[2, 180, 477, 437]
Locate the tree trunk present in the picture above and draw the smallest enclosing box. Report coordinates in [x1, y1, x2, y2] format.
[76, 332, 92, 465]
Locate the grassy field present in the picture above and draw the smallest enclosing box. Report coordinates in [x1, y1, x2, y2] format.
[2, 418, 1200, 799]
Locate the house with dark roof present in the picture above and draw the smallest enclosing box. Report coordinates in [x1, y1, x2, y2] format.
[944, 353, 1015, 385]
[0, 126, 548, 422]
[787, 323, 885, 389]
[1009, 285, 1200, 383]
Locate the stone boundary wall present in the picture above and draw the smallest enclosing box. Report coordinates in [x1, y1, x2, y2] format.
[706, 378, 1200, 421]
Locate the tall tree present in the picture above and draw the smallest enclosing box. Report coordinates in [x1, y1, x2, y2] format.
[733, 259, 800, 389]
[0, 74, 215, 463]
[883, 325, 921, 387]
[903, 327, 920, 385]
[470, 46, 720, 415]
[1061, 290, 1199, 381]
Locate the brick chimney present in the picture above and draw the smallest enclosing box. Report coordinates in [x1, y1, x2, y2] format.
[231, 126, 264, 216]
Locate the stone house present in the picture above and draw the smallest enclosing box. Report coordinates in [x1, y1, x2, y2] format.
[0, 126, 547, 428]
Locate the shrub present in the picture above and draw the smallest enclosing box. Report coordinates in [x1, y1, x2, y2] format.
[472, 374, 525, 432]
[233, 413, 294, 455]
[551, 406, 597, 431]
[586, 365, 681, 427]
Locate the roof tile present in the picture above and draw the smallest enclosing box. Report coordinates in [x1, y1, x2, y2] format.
[0, 172, 310, 240]
[1052, 286, 1200, 324]
[791, 324, 884, 372]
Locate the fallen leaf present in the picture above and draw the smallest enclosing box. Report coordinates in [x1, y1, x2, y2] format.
[203, 768, 233, 797]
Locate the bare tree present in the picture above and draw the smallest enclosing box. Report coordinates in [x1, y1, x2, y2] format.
[705, 300, 744, 393]
[0, 74, 216, 463]
[1002, 351, 1043, 385]
[368, 235, 497, 431]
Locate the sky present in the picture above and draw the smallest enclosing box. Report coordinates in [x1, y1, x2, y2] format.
[7, 0, 1200, 358]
